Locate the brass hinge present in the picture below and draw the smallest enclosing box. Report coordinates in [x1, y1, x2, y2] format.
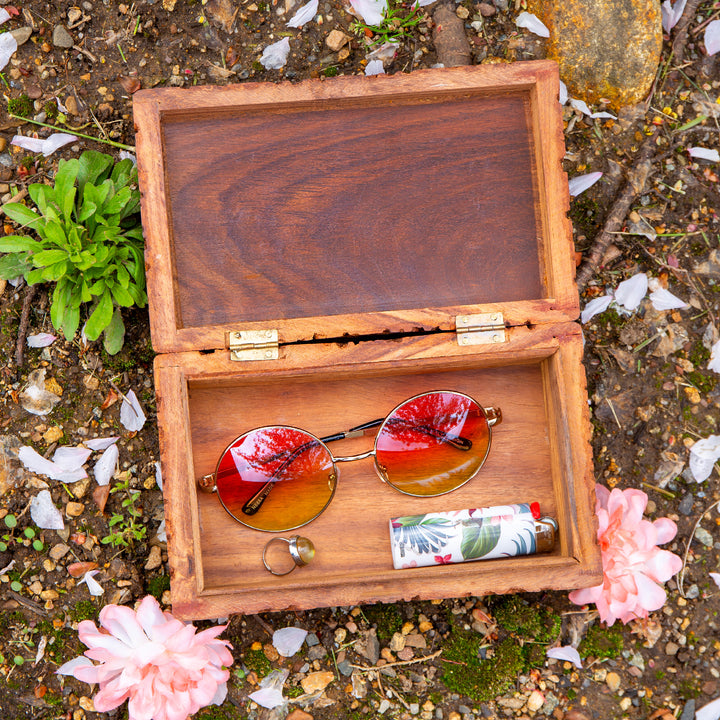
[228, 329, 279, 361]
[455, 312, 506, 346]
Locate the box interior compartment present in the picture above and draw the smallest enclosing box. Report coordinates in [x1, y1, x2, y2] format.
[182, 349, 579, 607]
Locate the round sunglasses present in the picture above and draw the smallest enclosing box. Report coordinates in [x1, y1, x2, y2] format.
[198, 390, 502, 532]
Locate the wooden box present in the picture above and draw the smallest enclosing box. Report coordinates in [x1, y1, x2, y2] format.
[133, 60, 602, 621]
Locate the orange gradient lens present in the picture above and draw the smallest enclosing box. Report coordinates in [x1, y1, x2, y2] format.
[374, 392, 490, 496]
[215, 427, 336, 532]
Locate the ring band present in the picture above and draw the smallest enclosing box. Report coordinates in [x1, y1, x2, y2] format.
[262, 536, 315, 576]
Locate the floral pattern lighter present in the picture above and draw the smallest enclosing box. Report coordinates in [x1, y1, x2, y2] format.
[389, 503, 556, 569]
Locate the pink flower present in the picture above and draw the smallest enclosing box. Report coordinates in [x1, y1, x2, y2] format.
[57, 596, 233, 720]
[569, 485, 682, 626]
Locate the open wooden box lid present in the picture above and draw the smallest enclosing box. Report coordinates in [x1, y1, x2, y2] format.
[134, 60, 577, 354]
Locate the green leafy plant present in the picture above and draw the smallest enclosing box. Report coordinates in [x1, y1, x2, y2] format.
[351, 0, 423, 46]
[101, 476, 147, 548]
[0, 516, 45, 552]
[0, 150, 146, 354]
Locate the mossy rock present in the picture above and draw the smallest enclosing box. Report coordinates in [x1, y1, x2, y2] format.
[528, 0, 662, 106]
[491, 595, 561, 644]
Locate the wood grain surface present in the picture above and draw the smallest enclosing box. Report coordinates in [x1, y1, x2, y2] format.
[134, 61, 576, 354]
[155, 327, 601, 620]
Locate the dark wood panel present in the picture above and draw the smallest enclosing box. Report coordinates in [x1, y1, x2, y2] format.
[161, 92, 542, 328]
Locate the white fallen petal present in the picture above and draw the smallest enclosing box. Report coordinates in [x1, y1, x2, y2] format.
[250, 668, 290, 709]
[416, 0, 436, 6]
[349, 0, 386, 25]
[0, 32, 18, 72]
[710, 572, 720, 589]
[688, 146, 720, 162]
[546, 645, 583, 669]
[156, 517, 167, 543]
[709, 339, 720, 373]
[661, 0, 686, 32]
[155, 461, 163, 492]
[56, 656, 94, 677]
[11, 133, 78, 157]
[30, 490, 65, 530]
[27, 333, 56, 348]
[18, 446, 88, 483]
[705, 19, 720, 56]
[568, 171, 602, 197]
[79, 570, 104, 596]
[366, 40, 398, 62]
[120, 389, 147, 432]
[558, 79, 568, 105]
[249, 686, 286, 709]
[93, 444, 119, 486]
[287, 0, 318, 27]
[273, 627, 308, 657]
[614, 272, 648, 312]
[569, 98, 617, 120]
[365, 59, 385, 75]
[0, 9, 11, 24]
[696, 695, 720, 720]
[259, 37, 291, 70]
[53, 446, 92, 472]
[580, 295, 613, 323]
[118, 150, 137, 165]
[515, 11, 549, 38]
[689, 435, 720, 482]
[649, 287, 688, 311]
[84, 436, 119, 451]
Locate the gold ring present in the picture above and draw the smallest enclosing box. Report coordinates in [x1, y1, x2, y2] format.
[262, 536, 315, 576]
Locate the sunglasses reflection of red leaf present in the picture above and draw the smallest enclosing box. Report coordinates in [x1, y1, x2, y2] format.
[240, 412, 475, 516]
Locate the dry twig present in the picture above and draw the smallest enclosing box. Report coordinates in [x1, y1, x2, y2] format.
[678, 499, 720, 598]
[15, 284, 38, 369]
[350, 648, 443, 671]
[576, 128, 660, 290]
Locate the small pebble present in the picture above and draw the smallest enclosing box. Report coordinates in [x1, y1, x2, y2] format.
[52, 24, 74, 48]
[605, 671, 621, 692]
[694, 527, 713, 547]
[665, 641, 679, 655]
[65, 501, 85, 517]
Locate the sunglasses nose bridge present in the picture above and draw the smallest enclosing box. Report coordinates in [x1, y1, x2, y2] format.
[333, 449, 376, 463]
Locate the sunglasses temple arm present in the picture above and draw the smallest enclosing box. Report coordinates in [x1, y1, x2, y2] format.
[241, 441, 316, 515]
[319, 418, 384, 444]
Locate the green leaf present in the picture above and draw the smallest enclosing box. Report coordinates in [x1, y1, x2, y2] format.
[25, 267, 46, 285]
[51, 281, 70, 331]
[77, 150, 114, 195]
[53, 159, 80, 222]
[32, 249, 67, 267]
[0, 253, 32, 280]
[41, 261, 68, 282]
[88, 279, 106, 297]
[4, 514, 17, 528]
[40, 220, 69, 250]
[28, 183, 55, 214]
[77, 199, 97, 223]
[3, 203, 43, 230]
[460, 518, 502, 560]
[84, 290, 113, 340]
[62, 304, 80, 339]
[111, 283, 134, 307]
[103, 186, 132, 216]
[103, 308, 125, 355]
[0, 235, 41, 253]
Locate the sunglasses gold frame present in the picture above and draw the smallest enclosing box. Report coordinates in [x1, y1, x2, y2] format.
[198, 390, 502, 532]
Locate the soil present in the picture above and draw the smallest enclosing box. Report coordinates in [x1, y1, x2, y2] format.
[1, 1, 720, 719]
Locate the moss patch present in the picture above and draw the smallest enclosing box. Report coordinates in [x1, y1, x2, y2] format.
[243, 648, 273, 677]
[492, 595, 561, 644]
[363, 603, 404, 641]
[442, 634, 524, 702]
[579, 622, 624, 659]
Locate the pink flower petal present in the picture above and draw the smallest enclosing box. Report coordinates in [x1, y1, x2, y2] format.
[569, 171, 602, 197]
[661, 0, 686, 32]
[27, 332, 57, 348]
[273, 627, 308, 657]
[11, 132, 77, 157]
[614, 272, 648, 311]
[287, 0, 317, 27]
[546, 645, 583, 669]
[93, 444, 118, 486]
[259, 37, 290, 70]
[0, 32, 18, 72]
[710, 572, 720, 589]
[705, 19, 720, 56]
[30, 490, 65, 530]
[56, 655, 94, 676]
[697, 695, 720, 720]
[581, 294, 613, 323]
[349, 0, 386, 25]
[689, 146, 720, 162]
[120, 389, 146, 432]
[85, 436, 119, 451]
